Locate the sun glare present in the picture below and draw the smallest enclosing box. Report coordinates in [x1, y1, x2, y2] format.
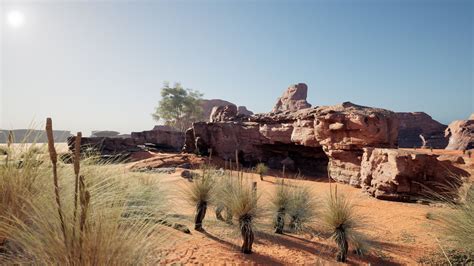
[6, 10, 25, 28]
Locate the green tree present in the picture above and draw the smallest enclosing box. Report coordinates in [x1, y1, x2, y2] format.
[152, 82, 204, 132]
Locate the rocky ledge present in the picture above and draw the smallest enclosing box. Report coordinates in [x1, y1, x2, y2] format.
[185, 101, 399, 187]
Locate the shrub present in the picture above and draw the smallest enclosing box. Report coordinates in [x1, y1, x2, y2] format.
[0, 120, 169, 264]
[287, 185, 317, 233]
[322, 186, 365, 262]
[270, 179, 291, 234]
[221, 178, 260, 254]
[255, 163, 268, 181]
[183, 167, 216, 231]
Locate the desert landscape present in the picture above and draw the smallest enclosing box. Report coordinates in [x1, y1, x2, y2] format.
[1, 1, 472, 265]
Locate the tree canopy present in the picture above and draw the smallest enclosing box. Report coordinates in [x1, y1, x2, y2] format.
[152, 82, 204, 132]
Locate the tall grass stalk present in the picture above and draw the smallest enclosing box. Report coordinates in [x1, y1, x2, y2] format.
[0, 120, 169, 264]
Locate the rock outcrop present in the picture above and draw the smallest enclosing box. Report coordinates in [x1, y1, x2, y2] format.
[271, 83, 312, 113]
[185, 101, 399, 185]
[445, 114, 474, 150]
[361, 148, 469, 201]
[201, 99, 253, 121]
[210, 105, 238, 122]
[396, 112, 448, 148]
[68, 126, 185, 157]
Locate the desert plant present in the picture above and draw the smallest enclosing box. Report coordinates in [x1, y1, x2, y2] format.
[184, 168, 216, 231]
[322, 186, 363, 262]
[439, 185, 474, 254]
[221, 178, 260, 254]
[287, 185, 317, 232]
[255, 163, 268, 181]
[271, 179, 291, 234]
[0, 119, 169, 264]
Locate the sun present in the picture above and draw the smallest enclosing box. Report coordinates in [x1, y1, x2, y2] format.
[6, 10, 25, 28]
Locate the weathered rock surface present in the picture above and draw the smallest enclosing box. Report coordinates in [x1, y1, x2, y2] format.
[271, 83, 312, 113]
[185, 101, 399, 183]
[68, 127, 185, 157]
[396, 112, 448, 148]
[129, 154, 205, 172]
[445, 114, 474, 150]
[210, 105, 238, 122]
[361, 148, 469, 201]
[201, 99, 253, 121]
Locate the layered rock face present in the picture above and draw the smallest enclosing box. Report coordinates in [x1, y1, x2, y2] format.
[396, 112, 448, 148]
[185, 101, 399, 183]
[361, 148, 469, 201]
[271, 83, 312, 113]
[68, 127, 185, 156]
[201, 99, 253, 121]
[445, 114, 474, 150]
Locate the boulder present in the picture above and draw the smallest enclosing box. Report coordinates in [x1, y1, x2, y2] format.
[271, 83, 311, 113]
[361, 148, 469, 201]
[445, 115, 474, 150]
[201, 99, 253, 122]
[396, 112, 448, 148]
[210, 105, 238, 122]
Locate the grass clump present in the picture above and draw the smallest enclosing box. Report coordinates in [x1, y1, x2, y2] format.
[287, 185, 317, 233]
[270, 179, 291, 234]
[322, 186, 366, 262]
[183, 167, 216, 231]
[0, 119, 169, 264]
[439, 184, 474, 256]
[221, 177, 261, 254]
[255, 163, 268, 181]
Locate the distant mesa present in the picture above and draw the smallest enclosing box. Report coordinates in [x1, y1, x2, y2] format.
[396, 112, 448, 148]
[271, 83, 312, 113]
[0, 129, 72, 143]
[200, 99, 253, 122]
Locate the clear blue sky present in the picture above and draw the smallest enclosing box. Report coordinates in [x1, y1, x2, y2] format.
[1, 0, 472, 135]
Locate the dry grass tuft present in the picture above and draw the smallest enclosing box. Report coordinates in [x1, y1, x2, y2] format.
[322, 186, 366, 262]
[0, 121, 170, 264]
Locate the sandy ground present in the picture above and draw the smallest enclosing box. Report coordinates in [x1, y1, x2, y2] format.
[131, 150, 473, 265]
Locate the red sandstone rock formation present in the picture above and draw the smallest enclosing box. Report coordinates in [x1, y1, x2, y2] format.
[271, 83, 311, 113]
[361, 148, 469, 201]
[445, 114, 474, 150]
[396, 112, 448, 148]
[184, 101, 399, 185]
[201, 99, 253, 121]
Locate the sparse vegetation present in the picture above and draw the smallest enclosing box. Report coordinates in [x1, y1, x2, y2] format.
[439, 184, 474, 255]
[152, 82, 204, 132]
[184, 167, 216, 231]
[0, 120, 169, 264]
[255, 163, 268, 181]
[220, 177, 261, 254]
[322, 186, 366, 262]
[271, 179, 291, 234]
[287, 185, 317, 233]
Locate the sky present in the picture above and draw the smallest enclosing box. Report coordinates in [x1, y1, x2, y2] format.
[1, 0, 472, 135]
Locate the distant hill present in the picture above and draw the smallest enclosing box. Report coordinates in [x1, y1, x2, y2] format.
[0, 129, 72, 143]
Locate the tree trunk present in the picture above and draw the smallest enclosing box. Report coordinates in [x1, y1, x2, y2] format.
[335, 227, 348, 262]
[194, 201, 207, 231]
[240, 216, 254, 254]
[225, 207, 233, 225]
[215, 205, 224, 221]
[274, 208, 285, 234]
